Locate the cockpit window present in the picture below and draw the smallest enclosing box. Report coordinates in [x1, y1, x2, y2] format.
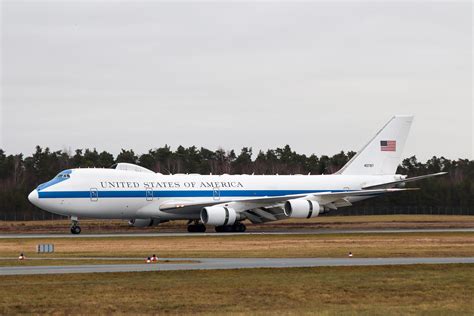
[56, 173, 70, 179]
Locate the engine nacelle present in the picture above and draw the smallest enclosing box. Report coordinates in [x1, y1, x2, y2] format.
[200, 206, 237, 226]
[284, 199, 321, 218]
[128, 219, 159, 227]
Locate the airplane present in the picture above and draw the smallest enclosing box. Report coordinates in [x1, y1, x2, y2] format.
[28, 115, 446, 234]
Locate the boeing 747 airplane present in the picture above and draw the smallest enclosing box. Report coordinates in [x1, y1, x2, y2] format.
[28, 115, 445, 234]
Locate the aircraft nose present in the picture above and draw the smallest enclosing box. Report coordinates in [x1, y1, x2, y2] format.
[28, 189, 39, 205]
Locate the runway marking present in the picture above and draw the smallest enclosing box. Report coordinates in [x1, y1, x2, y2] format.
[0, 228, 473, 239]
[1, 257, 473, 275]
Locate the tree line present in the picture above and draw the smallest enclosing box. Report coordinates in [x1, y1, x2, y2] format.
[0, 145, 473, 220]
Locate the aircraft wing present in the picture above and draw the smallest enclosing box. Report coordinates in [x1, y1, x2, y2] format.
[159, 188, 416, 221]
[158, 193, 310, 215]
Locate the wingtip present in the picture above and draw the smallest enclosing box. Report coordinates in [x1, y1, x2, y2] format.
[386, 188, 420, 192]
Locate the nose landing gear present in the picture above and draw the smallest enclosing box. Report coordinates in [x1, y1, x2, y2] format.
[71, 225, 81, 234]
[70, 216, 81, 234]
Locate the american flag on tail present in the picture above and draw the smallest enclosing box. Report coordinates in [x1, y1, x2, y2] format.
[380, 140, 396, 152]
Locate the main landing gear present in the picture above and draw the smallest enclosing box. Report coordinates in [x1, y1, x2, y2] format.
[70, 216, 81, 234]
[187, 220, 206, 233]
[215, 222, 246, 233]
[186, 221, 247, 233]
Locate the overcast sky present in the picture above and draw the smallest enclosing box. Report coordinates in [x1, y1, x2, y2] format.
[1, 1, 472, 161]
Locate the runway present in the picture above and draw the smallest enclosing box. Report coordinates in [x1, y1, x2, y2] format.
[1, 257, 473, 275]
[1, 228, 473, 239]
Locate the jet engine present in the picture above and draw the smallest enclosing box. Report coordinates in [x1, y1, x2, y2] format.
[283, 199, 321, 218]
[128, 219, 159, 227]
[200, 206, 237, 226]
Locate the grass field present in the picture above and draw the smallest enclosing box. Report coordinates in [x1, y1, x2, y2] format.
[1, 217, 473, 314]
[1, 264, 472, 315]
[1, 232, 473, 259]
[1, 215, 474, 234]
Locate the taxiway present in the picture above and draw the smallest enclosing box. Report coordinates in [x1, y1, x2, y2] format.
[0, 228, 473, 239]
[1, 257, 473, 275]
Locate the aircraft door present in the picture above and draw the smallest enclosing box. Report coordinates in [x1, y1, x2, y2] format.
[213, 186, 220, 201]
[90, 188, 98, 202]
[146, 188, 153, 201]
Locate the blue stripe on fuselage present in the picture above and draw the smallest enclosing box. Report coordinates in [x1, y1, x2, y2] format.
[37, 189, 363, 199]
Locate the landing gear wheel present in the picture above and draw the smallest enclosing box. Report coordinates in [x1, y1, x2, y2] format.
[232, 223, 246, 232]
[215, 224, 246, 233]
[187, 223, 206, 233]
[237, 223, 246, 232]
[70, 216, 81, 235]
[71, 225, 81, 234]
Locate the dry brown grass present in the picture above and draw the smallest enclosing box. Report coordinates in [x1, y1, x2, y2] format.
[0, 264, 472, 315]
[1, 232, 473, 259]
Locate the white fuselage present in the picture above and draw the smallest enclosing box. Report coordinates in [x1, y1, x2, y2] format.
[29, 168, 400, 220]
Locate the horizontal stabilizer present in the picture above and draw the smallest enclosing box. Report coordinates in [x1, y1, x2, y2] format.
[363, 172, 447, 190]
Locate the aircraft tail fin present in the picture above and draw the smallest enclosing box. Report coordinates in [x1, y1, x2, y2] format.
[336, 115, 414, 175]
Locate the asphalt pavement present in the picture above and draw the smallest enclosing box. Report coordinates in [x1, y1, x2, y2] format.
[1, 228, 473, 239]
[1, 257, 473, 275]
